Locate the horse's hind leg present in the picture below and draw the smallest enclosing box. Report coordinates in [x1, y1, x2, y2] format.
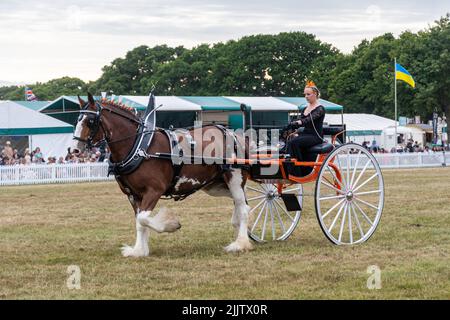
[224, 169, 253, 253]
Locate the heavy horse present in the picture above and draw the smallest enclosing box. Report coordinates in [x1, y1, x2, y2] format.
[70, 93, 253, 257]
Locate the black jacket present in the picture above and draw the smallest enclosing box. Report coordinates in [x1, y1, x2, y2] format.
[296, 105, 326, 137]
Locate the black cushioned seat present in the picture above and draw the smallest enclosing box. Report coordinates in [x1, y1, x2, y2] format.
[322, 126, 344, 136]
[307, 143, 334, 154]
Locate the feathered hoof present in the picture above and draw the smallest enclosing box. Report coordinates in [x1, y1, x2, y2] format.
[121, 245, 149, 257]
[224, 238, 253, 253]
[154, 207, 181, 233]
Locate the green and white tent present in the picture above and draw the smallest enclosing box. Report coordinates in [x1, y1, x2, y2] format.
[324, 113, 398, 146]
[117, 95, 344, 130]
[0, 101, 73, 158]
[38, 96, 89, 126]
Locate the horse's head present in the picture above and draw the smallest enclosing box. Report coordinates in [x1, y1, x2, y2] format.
[70, 93, 105, 154]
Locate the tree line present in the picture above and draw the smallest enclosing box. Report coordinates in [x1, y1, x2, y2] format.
[1, 14, 449, 121]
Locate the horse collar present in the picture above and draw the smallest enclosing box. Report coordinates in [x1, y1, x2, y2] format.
[108, 105, 157, 177]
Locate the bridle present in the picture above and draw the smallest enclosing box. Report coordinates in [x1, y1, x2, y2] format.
[73, 101, 144, 150]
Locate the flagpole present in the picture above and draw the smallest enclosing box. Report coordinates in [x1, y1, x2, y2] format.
[394, 57, 398, 149]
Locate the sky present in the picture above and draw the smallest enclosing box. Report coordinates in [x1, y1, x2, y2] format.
[0, 0, 449, 84]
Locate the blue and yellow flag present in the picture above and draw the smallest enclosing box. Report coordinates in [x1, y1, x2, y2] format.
[395, 63, 415, 88]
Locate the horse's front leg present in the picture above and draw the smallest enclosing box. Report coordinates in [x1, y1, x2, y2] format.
[138, 188, 181, 233]
[121, 192, 151, 258]
[121, 218, 151, 258]
[136, 206, 181, 234]
[122, 189, 181, 258]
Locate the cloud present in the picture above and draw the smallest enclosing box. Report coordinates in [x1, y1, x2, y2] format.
[0, 0, 448, 82]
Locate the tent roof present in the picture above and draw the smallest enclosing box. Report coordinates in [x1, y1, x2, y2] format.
[119, 96, 243, 111]
[407, 123, 433, 132]
[39, 96, 100, 112]
[0, 101, 73, 135]
[383, 126, 425, 135]
[179, 96, 241, 111]
[225, 96, 298, 111]
[117, 96, 343, 112]
[40, 95, 345, 113]
[14, 101, 51, 111]
[324, 113, 398, 136]
[278, 97, 344, 111]
[119, 96, 201, 111]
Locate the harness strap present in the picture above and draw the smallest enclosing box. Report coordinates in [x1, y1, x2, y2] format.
[159, 125, 249, 201]
[109, 122, 249, 201]
[108, 100, 158, 177]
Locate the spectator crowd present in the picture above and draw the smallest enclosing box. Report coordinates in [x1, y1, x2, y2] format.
[358, 138, 449, 154]
[0, 141, 109, 166]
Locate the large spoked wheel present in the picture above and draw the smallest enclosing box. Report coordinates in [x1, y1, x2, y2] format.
[246, 182, 303, 242]
[315, 144, 384, 245]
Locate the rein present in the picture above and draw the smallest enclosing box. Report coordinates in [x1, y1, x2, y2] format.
[74, 101, 144, 148]
[101, 105, 162, 146]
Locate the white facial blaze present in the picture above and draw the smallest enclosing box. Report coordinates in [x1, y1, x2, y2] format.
[70, 115, 87, 153]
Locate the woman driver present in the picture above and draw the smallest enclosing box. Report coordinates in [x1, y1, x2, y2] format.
[285, 80, 326, 176]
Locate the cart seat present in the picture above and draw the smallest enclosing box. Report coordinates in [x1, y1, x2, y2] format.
[307, 142, 334, 154]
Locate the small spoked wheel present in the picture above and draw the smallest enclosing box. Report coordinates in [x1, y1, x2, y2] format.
[246, 182, 302, 242]
[315, 144, 384, 245]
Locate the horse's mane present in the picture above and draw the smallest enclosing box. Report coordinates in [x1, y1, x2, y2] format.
[100, 98, 139, 119]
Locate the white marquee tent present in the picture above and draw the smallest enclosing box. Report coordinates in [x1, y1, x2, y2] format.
[324, 113, 398, 147]
[0, 101, 74, 158]
[381, 126, 425, 150]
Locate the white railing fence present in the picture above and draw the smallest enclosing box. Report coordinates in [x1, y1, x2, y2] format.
[337, 152, 450, 169]
[372, 152, 450, 169]
[0, 162, 113, 186]
[0, 152, 449, 186]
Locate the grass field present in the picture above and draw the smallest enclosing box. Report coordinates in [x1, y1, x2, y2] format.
[0, 168, 449, 299]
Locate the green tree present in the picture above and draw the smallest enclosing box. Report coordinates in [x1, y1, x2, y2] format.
[0, 85, 22, 100]
[148, 32, 339, 97]
[145, 44, 217, 95]
[408, 14, 450, 120]
[328, 15, 450, 121]
[91, 45, 186, 95]
[0, 77, 86, 101]
[327, 34, 398, 117]
[32, 77, 87, 100]
[210, 32, 339, 96]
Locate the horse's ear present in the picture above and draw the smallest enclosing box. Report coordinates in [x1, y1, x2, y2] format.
[87, 92, 96, 105]
[78, 95, 86, 108]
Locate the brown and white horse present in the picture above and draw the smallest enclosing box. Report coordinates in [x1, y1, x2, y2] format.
[70, 93, 253, 257]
